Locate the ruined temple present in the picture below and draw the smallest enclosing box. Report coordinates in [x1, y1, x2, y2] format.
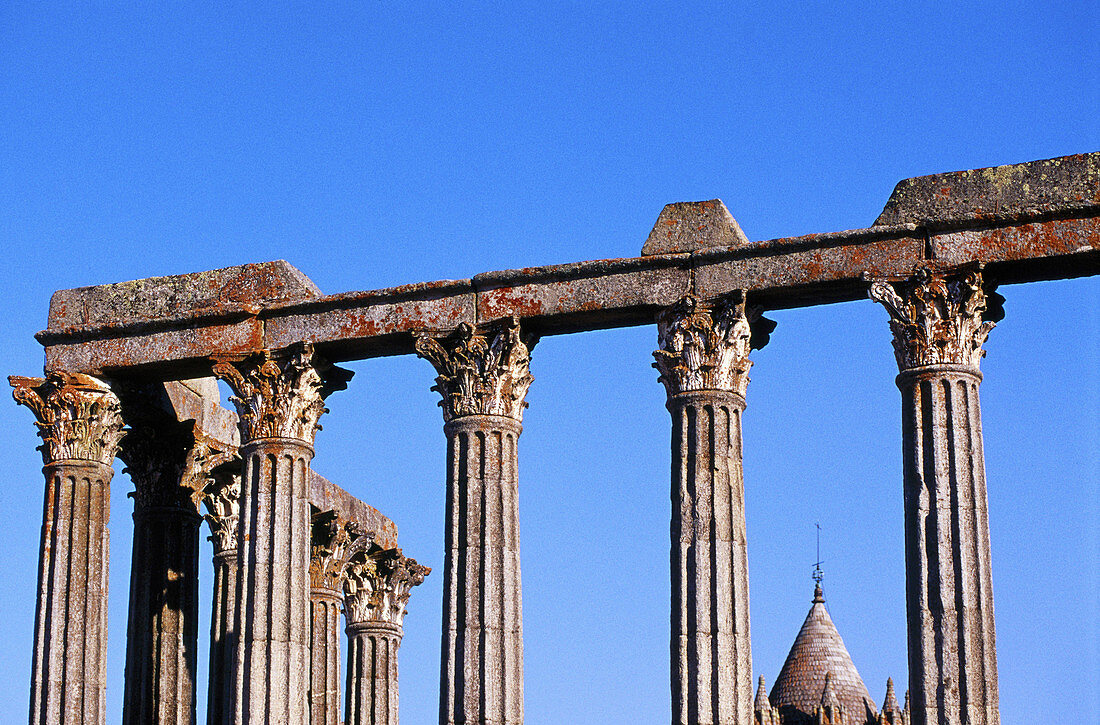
[10, 152, 1099, 725]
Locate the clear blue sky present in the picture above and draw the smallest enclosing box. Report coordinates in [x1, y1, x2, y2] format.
[1, 2, 1097, 722]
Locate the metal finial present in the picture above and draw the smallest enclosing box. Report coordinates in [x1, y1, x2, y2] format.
[812, 522, 824, 586]
[812, 523, 825, 602]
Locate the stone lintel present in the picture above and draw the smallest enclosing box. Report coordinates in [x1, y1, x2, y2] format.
[641, 199, 750, 256]
[310, 474, 398, 550]
[875, 151, 1099, 226]
[35, 154, 1099, 375]
[163, 378, 240, 449]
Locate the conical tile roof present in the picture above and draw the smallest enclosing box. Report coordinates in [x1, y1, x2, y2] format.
[769, 583, 878, 723]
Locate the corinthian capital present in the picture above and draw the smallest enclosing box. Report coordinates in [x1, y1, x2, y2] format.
[343, 546, 430, 627]
[415, 318, 536, 423]
[118, 420, 199, 512]
[212, 342, 352, 445]
[310, 510, 367, 593]
[869, 268, 1004, 371]
[10, 372, 126, 466]
[653, 292, 774, 398]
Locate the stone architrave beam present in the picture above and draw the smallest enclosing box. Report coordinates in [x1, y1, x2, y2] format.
[34, 154, 1098, 376]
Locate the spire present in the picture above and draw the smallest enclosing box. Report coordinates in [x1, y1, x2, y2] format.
[756, 676, 771, 711]
[821, 671, 840, 709]
[903, 690, 910, 715]
[882, 678, 901, 715]
[770, 579, 878, 722]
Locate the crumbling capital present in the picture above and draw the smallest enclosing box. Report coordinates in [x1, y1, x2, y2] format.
[212, 342, 351, 445]
[343, 546, 430, 628]
[415, 317, 536, 422]
[869, 267, 1004, 372]
[653, 292, 774, 398]
[310, 509, 367, 595]
[10, 372, 126, 466]
[198, 447, 242, 556]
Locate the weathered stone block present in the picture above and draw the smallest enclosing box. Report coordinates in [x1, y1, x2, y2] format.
[875, 152, 1100, 226]
[46, 260, 321, 332]
[641, 199, 750, 255]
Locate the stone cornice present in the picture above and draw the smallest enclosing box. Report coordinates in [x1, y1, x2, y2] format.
[415, 318, 536, 423]
[10, 372, 126, 466]
[869, 268, 1003, 372]
[653, 292, 774, 398]
[212, 342, 352, 445]
[343, 546, 430, 627]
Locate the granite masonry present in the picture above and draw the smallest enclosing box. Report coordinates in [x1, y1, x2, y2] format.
[11, 152, 1099, 724]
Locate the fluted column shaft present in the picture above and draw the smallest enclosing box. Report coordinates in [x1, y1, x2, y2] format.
[33, 460, 115, 725]
[654, 293, 768, 725]
[871, 269, 1001, 725]
[309, 590, 344, 725]
[208, 549, 239, 725]
[345, 623, 402, 725]
[12, 372, 125, 725]
[441, 415, 524, 725]
[416, 318, 533, 725]
[667, 391, 751, 725]
[898, 366, 999, 725]
[233, 438, 314, 723]
[122, 505, 202, 725]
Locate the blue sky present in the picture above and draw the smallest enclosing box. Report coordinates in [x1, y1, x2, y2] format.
[1, 2, 1097, 722]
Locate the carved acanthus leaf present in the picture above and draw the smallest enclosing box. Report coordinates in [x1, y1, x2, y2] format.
[653, 292, 774, 397]
[212, 342, 351, 444]
[10, 372, 126, 466]
[309, 510, 369, 592]
[869, 268, 1003, 371]
[343, 546, 430, 627]
[202, 462, 242, 557]
[415, 318, 536, 422]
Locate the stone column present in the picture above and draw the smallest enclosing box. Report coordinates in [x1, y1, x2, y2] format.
[653, 293, 773, 725]
[202, 463, 241, 725]
[11, 372, 126, 725]
[307, 510, 361, 725]
[213, 343, 351, 725]
[344, 546, 430, 725]
[117, 420, 218, 725]
[870, 268, 1002, 725]
[416, 318, 535, 725]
